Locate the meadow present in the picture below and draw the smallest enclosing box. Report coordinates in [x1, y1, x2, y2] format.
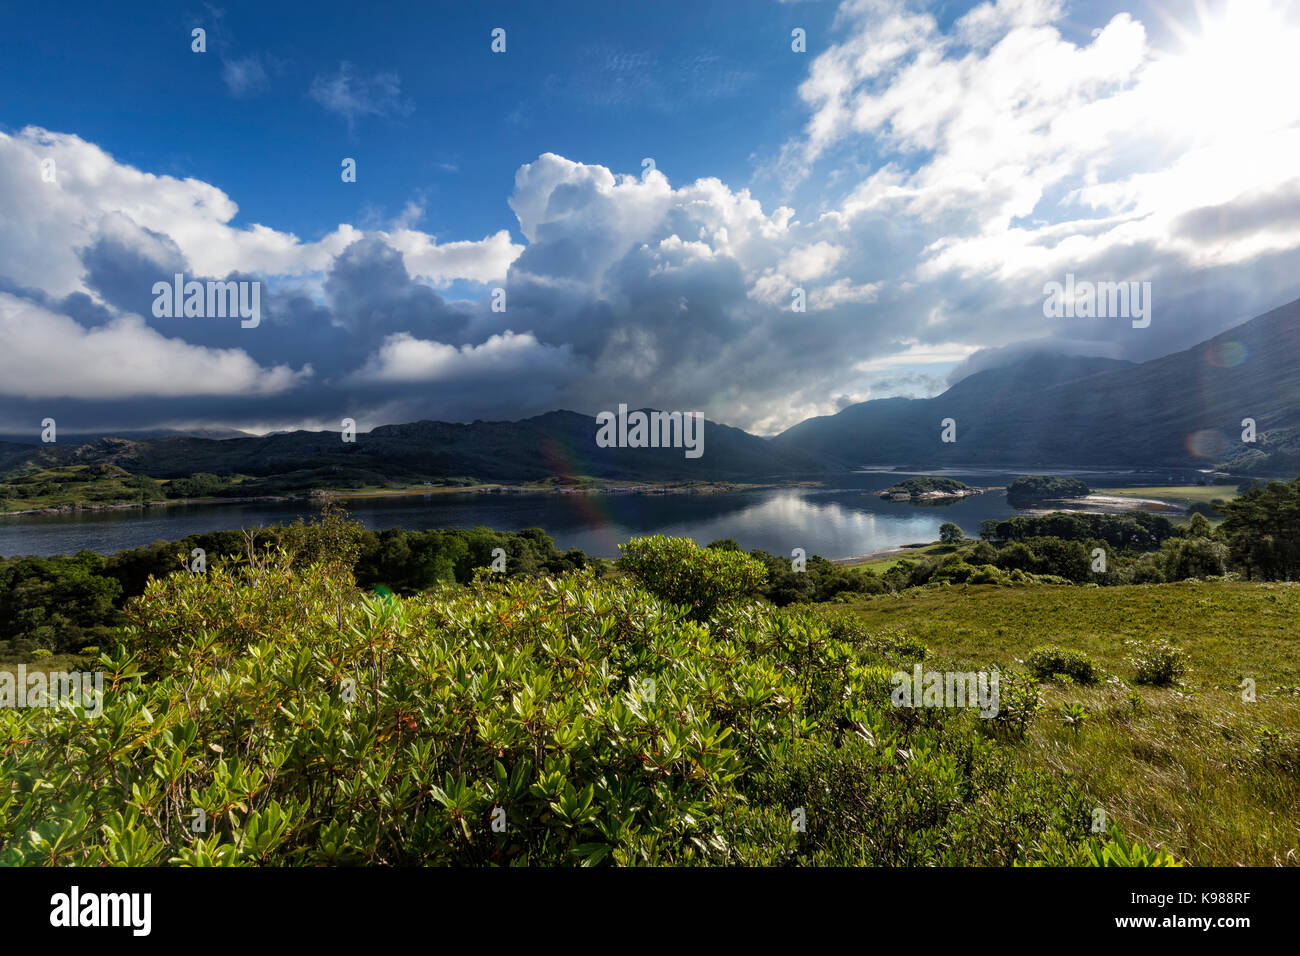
[1093, 485, 1239, 507]
[831, 580, 1300, 866]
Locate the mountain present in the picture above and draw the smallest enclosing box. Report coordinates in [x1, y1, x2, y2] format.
[773, 297, 1300, 473]
[5, 297, 1298, 485]
[0, 410, 822, 484]
[772, 354, 1133, 467]
[0, 426, 255, 444]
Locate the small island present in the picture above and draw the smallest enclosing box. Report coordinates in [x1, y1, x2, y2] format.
[1005, 474, 1092, 505]
[878, 476, 980, 500]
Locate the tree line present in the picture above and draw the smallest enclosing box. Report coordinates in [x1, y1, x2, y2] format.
[0, 515, 589, 657]
[4, 479, 1299, 657]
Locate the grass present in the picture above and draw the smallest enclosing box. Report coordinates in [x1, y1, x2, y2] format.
[0, 653, 95, 674]
[0, 465, 165, 513]
[1093, 485, 1238, 506]
[844, 542, 958, 573]
[828, 580, 1300, 866]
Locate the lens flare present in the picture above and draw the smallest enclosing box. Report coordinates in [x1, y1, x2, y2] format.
[1206, 340, 1249, 368]
[1185, 429, 1231, 459]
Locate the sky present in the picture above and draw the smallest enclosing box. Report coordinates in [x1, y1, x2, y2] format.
[2, 0, 1299, 437]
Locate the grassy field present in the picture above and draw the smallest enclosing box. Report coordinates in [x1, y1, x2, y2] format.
[0, 465, 166, 513]
[830, 580, 1300, 866]
[0, 653, 93, 674]
[844, 542, 958, 573]
[1093, 484, 1238, 506]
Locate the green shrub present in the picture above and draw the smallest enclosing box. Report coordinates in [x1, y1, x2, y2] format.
[1025, 645, 1102, 685]
[986, 669, 1041, 741]
[1021, 824, 1183, 866]
[0, 533, 1145, 867]
[816, 617, 927, 663]
[617, 535, 767, 619]
[931, 560, 978, 584]
[1128, 638, 1189, 686]
[755, 728, 1092, 866]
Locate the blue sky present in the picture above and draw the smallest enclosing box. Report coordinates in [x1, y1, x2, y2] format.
[2, 1, 836, 245]
[1, 0, 1153, 242]
[2, 0, 1299, 437]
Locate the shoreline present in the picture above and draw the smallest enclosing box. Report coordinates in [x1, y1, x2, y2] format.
[832, 543, 933, 566]
[1019, 493, 1184, 516]
[0, 479, 809, 518]
[0, 494, 295, 518]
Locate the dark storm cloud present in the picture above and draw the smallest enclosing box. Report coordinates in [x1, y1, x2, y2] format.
[77, 226, 187, 317]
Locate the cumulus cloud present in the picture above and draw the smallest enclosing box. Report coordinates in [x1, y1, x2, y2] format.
[0, 127, 518, 295]
[0, 293, 308, 400]
[348, 330, 575, 385]
[4, 0, 1300, 437]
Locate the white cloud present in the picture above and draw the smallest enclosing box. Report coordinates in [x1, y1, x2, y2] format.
[222, 56, 269, 97]
[787, 0, 1300, 290]
[5, 0, 1300, 435]
[852, 339, 979, 372]
[780, 241, 844, 281]
[308, 62, 412, 128]
[348, 330, 574, 385]
[0, 293, 309, 400]
[810, 277, 880, 310]
[384, 228, 521, 284]
[0, 127, 521, 299]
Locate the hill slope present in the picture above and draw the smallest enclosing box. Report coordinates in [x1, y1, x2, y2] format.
[0, 410, 823, 484]
[774, 297, 1300, 471]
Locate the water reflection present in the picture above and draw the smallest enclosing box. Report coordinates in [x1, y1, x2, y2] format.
[0, 469, 1187, 559]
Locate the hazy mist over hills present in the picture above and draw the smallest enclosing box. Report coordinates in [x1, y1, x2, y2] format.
[4, 297, 1297, 481]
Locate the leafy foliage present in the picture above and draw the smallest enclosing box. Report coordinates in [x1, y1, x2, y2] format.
[617, 535, 768, 619]
[1218, 478, 1300, 580]
[1025, 646, 1102, 685]
[884, 477, 972, 496]
[980, 511, 1176, 550]
[1127, 638, 1189, 687]
[738, 546, 884, 606]
[1, 527, 1172, 867]
[1005, 475, 1091, 504]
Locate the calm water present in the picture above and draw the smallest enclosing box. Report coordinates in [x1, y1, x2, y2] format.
[0, 468, 1191, 560]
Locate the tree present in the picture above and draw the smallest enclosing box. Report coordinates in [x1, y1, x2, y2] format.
[939, 522, 964, 544]
[1160, 537, 1229, 580]
[1219, 478, 1300, 580]
[995, 542, 1037, 573]
[1181, 512, 1215, 539]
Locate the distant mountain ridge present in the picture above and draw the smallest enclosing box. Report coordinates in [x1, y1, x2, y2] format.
[774, 297, 1300, 473]
[0, 426, 255, 445]
[3, 297, 1299, 482]
[0, 409, 823, 484]
[772, 354, 1134, 467]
